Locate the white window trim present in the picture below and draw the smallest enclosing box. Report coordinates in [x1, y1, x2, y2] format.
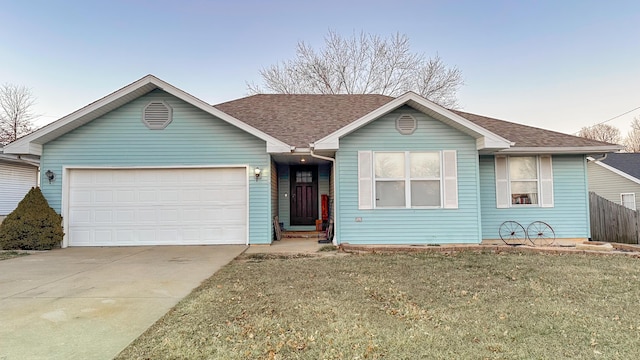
[621, 193, 636, 210]
[495, 155, 554, 208]
[373, 151, 442, 209]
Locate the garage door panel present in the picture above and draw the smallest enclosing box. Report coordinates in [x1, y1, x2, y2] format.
[71, 229, 92, 243]
[138, 190, 157, 202]
[68, 168, 247, 246]
[94, 210, 112, 223]
[69, 209, 91, 225]
[94, 230, 112, 242]
[115, 209, 135, 223]
[70, 190, 92, 205]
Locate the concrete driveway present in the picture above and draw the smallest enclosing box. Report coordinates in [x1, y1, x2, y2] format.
[0, 245, 247, 360]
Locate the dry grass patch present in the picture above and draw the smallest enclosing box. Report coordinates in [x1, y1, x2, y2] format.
[0, 250, 29, 261]
[117, 251, 640, 359]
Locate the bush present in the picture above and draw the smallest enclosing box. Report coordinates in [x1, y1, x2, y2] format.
[0, 187, 64, 250]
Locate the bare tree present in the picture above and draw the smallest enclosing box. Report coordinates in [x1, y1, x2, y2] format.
[577, 123, 621, 144]
[248, 30, 464, 108]
[0, 83, 36, 145]
[624, 117, 640, 152]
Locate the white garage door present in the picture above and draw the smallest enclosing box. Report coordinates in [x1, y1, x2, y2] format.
[68, 168, 247, 246]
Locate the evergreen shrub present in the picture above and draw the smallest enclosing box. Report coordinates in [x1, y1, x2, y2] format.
[0, 187, 64, 250]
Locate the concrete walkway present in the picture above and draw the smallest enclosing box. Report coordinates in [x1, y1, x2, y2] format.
[245, 238, 327, 255]
[0, 245, 246, 360]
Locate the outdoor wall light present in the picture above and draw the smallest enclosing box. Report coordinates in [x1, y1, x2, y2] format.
[254, 167, 261, 180]
[45, 170, 55, 183]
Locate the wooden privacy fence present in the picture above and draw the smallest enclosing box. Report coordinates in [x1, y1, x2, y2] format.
[589, 192, 640, 244]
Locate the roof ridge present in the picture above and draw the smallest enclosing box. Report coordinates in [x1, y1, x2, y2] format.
[213, 93, 395, 106]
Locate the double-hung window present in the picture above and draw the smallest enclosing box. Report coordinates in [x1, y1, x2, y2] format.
[509, 156, 539, 205]
[358, 150, 458, 209]
[621, 193, 636, 210]
[495, 155, 554, 208]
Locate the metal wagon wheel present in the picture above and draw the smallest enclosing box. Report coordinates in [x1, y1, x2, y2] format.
[526, 221, 555, 246]
[499, 221, 527, 246]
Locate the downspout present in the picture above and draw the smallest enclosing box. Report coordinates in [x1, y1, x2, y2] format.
[310, 147, 337, 246]
[588, 153, 608, 162]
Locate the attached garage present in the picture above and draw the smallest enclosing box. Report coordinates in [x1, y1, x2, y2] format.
[66, 167, 248, 246]
[0, 158, 38, 217]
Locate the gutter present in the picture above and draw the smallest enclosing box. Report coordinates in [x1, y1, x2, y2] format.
[310, 147, 337, 246]
[0, 154, 40, 167]
[587, 153, 608, 162]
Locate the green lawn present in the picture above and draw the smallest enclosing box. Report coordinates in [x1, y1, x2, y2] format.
[117, 251, 640, 359]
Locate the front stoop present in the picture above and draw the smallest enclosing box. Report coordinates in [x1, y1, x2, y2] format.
[281, 231, 327, 242]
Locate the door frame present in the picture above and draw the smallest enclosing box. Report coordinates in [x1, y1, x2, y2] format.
[289, 165, 318, 226]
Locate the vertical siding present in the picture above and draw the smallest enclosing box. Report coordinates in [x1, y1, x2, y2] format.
[336, 106, 481, 244]
[0, 162, 38, 215]
[318, 164, 330, 197]
[41, 89, 272, 244]
[479, 155, 590, 239]
[318, 163, 330, 222]
[270, 157, 278, 240]
[278, 164, 290, 228]
[588, 161, 640, 210]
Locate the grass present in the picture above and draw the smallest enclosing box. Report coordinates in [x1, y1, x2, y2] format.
[318, 245, 338, 252]
[0, 250, 29, 261]
[117, 251, 640, 359]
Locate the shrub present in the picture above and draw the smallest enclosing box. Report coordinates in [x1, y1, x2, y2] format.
[0, 187, 64, 250]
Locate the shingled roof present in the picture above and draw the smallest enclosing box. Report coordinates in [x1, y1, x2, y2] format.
[449, 110, 617, 149]
[214, 94, 617, 150]
[214, 94, 394, 148]
[599, 153, 640, 180]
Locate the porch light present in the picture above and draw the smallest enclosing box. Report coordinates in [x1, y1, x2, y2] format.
[45, 170, 55, 183]
[300, 158, 306, 163]
[254, 167, 261, 180]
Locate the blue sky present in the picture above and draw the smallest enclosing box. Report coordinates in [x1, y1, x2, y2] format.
[1, 0, 639, 135]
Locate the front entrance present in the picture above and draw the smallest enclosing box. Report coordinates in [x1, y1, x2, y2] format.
[290, 166, 318, 225]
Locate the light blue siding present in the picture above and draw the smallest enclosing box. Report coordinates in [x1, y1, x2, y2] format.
[336, 106, 481, 244]
[40, 89, 272, 244]
[479, 155, 590, 239]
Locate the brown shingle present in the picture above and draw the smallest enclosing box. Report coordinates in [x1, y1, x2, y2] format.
[214, 94, 618, 149]
[450, 110, 618, 148]
[214, 94, 394, 147]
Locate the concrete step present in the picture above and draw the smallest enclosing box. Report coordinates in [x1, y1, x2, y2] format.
[282, 231, 325, 239]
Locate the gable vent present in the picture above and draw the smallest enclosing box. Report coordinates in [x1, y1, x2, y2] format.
[396, 114, 417, 135]
[142, 101, 173, 130]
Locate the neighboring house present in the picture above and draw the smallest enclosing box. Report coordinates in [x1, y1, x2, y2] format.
[3, 75, 621, 247]
[588, 153, 640, 210]
[0, 146, 39, 220]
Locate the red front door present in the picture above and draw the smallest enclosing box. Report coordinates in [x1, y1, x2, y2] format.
[290, 166, 318, 225]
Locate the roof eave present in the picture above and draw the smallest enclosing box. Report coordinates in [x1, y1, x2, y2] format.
[0, 154, 40, 166]
[495, 145, 623, 155]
